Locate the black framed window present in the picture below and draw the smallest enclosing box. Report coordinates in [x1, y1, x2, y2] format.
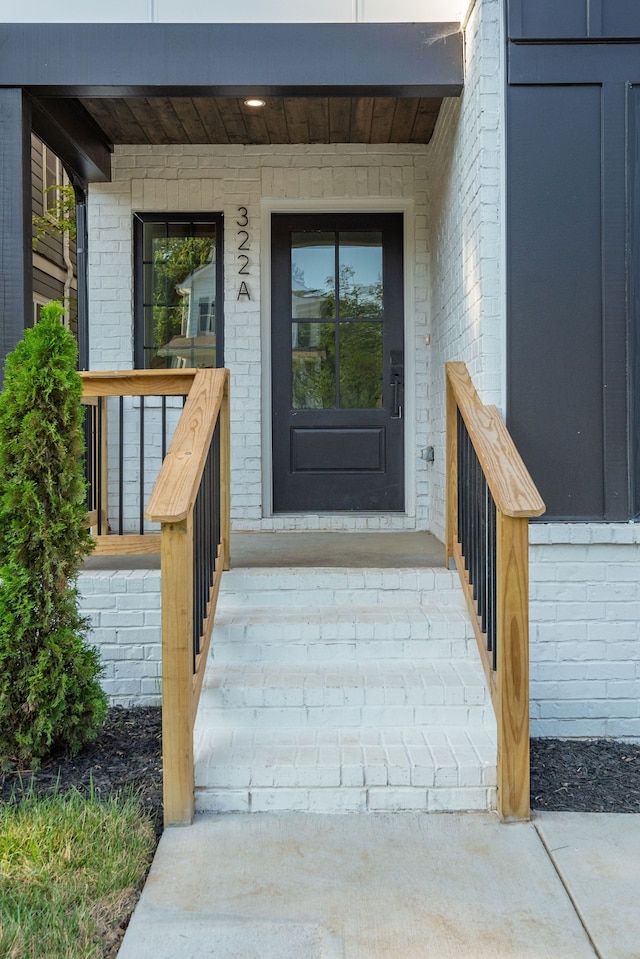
[134, 213, 223, 369]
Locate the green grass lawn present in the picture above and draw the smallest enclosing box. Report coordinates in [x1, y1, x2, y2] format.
[0, 788, 156, 959]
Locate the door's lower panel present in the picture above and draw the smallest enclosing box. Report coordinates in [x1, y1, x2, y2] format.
[291, 428, 384, 473]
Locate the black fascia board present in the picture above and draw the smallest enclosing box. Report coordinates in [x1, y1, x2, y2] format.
[0, 22, 463, 98]
[30, 96, 112, 183]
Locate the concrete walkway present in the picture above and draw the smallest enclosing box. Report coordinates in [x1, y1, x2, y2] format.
[118, 811, 640, 959]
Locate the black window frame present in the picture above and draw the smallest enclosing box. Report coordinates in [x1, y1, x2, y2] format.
[133, 211, 224, 370]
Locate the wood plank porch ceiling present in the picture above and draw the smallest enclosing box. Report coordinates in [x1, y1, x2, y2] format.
[78, 96, 443, 146]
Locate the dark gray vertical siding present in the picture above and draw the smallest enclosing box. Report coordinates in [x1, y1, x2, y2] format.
[506, 0, 639, 520]
[508, 0, 640, 39]
[629, 89, 640, 518]
[507, 85, 605, 518]
[509, 0, 588, 39]
[0, 89, 32, 368]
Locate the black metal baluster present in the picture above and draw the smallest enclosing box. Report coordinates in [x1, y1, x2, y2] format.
[161, 395, 167, 459]
[471, 439, 479, 597]
[118, 396, 124, 535]
[479, 470, 487, 634]
[96, 398, 103, 534]
[139, 395, 145, 534]
[463, 423, 471, 571]
[487, 491, 497, 666]
[213, 424, 221, 562]
[457, 409, 463, 549]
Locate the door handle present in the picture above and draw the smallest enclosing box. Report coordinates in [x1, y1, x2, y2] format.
[390, 351, 403, 419]
[390, 371, 402, 419]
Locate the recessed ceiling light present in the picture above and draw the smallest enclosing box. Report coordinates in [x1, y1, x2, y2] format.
[244, 97, 266, 108]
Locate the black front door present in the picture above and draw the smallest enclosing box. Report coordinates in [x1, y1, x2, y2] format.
[272, 212, 404, 512]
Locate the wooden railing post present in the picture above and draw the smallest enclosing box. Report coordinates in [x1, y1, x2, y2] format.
[445, 371, 458, 569]
[495, 512, 530, 821]
[161, 515, 195, 826]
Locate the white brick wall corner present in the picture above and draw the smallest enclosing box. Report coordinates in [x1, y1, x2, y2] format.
[78, 569, 162, 706]
[427, 0, 505, 541]
[529, 524, 640, 738]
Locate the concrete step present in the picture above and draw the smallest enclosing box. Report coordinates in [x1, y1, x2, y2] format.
[194, 725, 496, 814]
[211, 604, 474, 663]
[217, 567, 466, 608]
[173, 563, 496, 812]
[199, 660, 489, 715]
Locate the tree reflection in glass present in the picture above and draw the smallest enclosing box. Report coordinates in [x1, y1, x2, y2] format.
[290, 232, 384, 410]
[292, 322, 335, 409]
[144, 227, 217, 368]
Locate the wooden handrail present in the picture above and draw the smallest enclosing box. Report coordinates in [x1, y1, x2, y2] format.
[146, 368, 228, 524]
[446, 361, 545, 822]
[80, 369, 196, 397]
[446, 362, 545, 519]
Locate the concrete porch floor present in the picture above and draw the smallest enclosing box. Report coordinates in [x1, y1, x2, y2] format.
[83, 530, 445, 571]
[118, 811, 640, 959]
[230, 531, 445, 568]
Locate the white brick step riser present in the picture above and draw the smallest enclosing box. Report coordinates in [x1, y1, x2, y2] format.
[220, 569, 460, 593]
[196, 704, 494, 727]
[200, 687, 488, 710]
[200, 662, 488, 708]
[194, 785, 495, 814]
[218, 588, 466, 610]
[195, 756, 495, 790]
[212, 638, 476, 664]
[194, 726, 497, 813]
[214, 605, 472, 636]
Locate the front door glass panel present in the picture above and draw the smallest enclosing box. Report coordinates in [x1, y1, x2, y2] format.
[289, 230, 384, 411]
[291, 321, 335, 409]
[339, 321, 383, 408]
[291, 232, 335, 319]
[338, 232, 383, 318]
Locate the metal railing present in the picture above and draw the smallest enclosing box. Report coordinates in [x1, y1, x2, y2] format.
[446, 361, 545, 821]
[81, 371, 197, 554]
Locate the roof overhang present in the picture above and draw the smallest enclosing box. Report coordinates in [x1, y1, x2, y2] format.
[1, 22, 464, 181]
[0, 22, 464, 98]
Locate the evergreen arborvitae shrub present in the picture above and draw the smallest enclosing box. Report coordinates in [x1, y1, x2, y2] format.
[0, 301, 107, 766]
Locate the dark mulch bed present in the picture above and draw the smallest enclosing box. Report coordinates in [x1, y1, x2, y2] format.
[0, 706, 164, 836]
[1, 707, 639, 817]
[530, 738, 640, 813]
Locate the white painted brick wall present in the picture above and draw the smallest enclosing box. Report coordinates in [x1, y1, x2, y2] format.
[88, 143, 433, 531]
[427, 0, 505, 540]
[78, 569, 162, 705]
[529, 525, 640, 738]
[79, 519, 640, 738]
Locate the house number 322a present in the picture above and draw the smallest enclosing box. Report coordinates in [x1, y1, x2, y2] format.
[237, 207, 251, 301]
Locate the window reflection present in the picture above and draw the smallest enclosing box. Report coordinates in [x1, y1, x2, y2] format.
[291, 233, 335, 319]
[140, 220, 218, 369]
[291, 322, 336, 408]
[289, 231, 385, 410]
[339, 233, 383, 318]
[339, 322, 383, 408]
